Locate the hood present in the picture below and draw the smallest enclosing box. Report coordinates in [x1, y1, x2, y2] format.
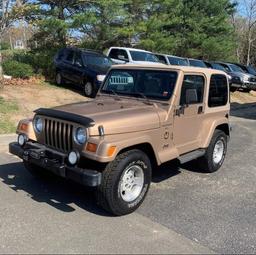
[87, 64, 111, 74]
[229, 71, 254, 79]
[53, 96, 161, 136]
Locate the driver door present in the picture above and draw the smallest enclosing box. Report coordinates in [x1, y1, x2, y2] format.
[173, 74, 205, 154]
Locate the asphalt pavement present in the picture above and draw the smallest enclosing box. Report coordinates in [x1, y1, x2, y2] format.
[0, 104, 255, 254]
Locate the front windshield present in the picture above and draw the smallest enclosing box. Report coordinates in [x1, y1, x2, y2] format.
[85, 54, 112, 66]
[168, 56, 189, 66]
[101, 69, 178, 101]
[247, 66, 256, 75]
[212, 63, 226, 72]
[229, 64, 244, 73]
[130, 51, 159, 62]
[189, 59, 207, 68]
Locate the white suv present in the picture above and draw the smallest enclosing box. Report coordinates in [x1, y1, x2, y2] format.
[107, 47, 162, 65]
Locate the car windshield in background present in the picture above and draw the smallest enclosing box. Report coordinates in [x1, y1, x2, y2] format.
[229, 64, 244, 73]
[211, 63, 226, 72]
[247, 66, 256, 75]
[189, 59, 207, 68]
[130, 51, 159, 62]
[168, 56, 189, 66]
[101, 69, 178, 101]
[85, 54, 112, 66]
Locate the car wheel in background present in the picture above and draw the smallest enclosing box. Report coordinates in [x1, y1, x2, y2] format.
[55, 72, 64, 86]
[83, 81, 96, 98]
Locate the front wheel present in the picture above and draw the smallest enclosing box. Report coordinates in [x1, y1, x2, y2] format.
[97, 149, 152, 216]
[55, 72, 65, 86]
[83, 81, 96, 98]
[198, 130, 227, 173]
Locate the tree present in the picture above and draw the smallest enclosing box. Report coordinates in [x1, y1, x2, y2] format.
[0, 0, 26, 79]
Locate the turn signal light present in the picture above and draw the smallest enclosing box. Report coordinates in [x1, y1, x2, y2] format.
[107, 146, 116, 157]
[86, 143, 97, 153]
[19, 123, 29, 132]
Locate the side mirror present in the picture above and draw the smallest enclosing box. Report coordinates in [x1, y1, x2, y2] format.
[185, 89, 198, 104]
[117, 55, 129, 62]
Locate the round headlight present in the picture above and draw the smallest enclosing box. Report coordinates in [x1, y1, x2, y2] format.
[75, 127, 87, 144]
[34, 116, 43, 133]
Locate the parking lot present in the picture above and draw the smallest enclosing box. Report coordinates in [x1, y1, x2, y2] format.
[0, 104, 255, 254]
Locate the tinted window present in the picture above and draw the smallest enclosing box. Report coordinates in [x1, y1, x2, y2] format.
[229, 64, 244, 73]
[156, 55, 168, 64]
[130, 51, 158, 62]
[209, 75, 228, 107]
[84, 54, 112, 66]
[189, 59, 207, 68]
[102, 69, 178, 101]
[180, 75, 205, 105]
[211, 63, 226, 72]
[168, 56, 189, 66]
[109, 49, 128, 60]
[65, 50, 74, 63]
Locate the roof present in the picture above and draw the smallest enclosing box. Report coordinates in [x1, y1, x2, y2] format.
[110, 64, 227, 76]
[108, 47, 151, 53]
[154, 53, 187, 59]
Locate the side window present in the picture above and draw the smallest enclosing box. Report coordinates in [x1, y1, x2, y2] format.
[156, 55, 168, 64]
[109, 49, 119, 59]
[65, 50, 74, 63]
[56, 49, 65, 61]
[180, 75, 205, 105]
[118, 49, 129, 60]
[208, 74, 228, 107]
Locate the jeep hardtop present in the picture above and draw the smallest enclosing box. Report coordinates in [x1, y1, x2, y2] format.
[9, 64, 230, 215]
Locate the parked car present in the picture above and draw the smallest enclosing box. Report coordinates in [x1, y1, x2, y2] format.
[188, 58, 207, 68]
[204, 61, 236, 86]
[107, 47, 161, 65]
[54, 48, 113, 98]
[216, 62, 256, 91]
[10, 64, 230, 216]
[154, 53, 189, 66]
[233, 63, 256, 76]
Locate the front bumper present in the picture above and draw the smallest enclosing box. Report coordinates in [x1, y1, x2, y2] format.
[9, 142, 102, 187]
[231, 81, 256, 90]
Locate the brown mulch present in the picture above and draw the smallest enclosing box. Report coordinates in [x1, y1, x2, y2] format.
[2, 77, 43, 87]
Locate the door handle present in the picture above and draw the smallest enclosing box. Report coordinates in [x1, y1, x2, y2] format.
[198, 106, 203, 114]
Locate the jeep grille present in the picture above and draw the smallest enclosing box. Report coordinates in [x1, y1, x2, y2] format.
[44, 118, 73, 152]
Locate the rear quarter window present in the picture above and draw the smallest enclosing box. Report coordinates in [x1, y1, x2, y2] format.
[208, 74, 228, 107]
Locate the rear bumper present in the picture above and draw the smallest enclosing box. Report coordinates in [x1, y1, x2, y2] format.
[9, 142, 102, 187]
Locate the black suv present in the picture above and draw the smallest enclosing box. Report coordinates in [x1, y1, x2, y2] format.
[54, 48, 113, 97]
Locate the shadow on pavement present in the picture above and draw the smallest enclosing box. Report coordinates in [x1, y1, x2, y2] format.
[0, 159, 205, 215]
[231, 102, 256, 120]
[0, 162, 111, 217]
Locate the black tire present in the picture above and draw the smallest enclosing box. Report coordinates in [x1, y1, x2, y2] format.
[230, 86, 237, 92]
[24, 161, 52, 179]
[198, 130, 227, 173]
[97, 149, 152, 216]
[55, 72, 64, 86]
[83, 81, 96, 98]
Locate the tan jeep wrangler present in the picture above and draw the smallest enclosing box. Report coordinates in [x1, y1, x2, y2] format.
[9, 64, 230, 215]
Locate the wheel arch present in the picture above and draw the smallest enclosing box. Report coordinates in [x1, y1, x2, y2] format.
[118, 143, 159, 169]
[201, 119, 230, 148]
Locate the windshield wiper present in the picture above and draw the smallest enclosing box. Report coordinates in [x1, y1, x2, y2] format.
[110, 90, 121, 101]
[135, 93, 153, 105]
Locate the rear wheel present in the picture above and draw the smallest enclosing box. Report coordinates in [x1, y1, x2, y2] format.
[55, 72, 64, 86]
[97, 149, 151, 216]
[198, 130, 227, 173]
